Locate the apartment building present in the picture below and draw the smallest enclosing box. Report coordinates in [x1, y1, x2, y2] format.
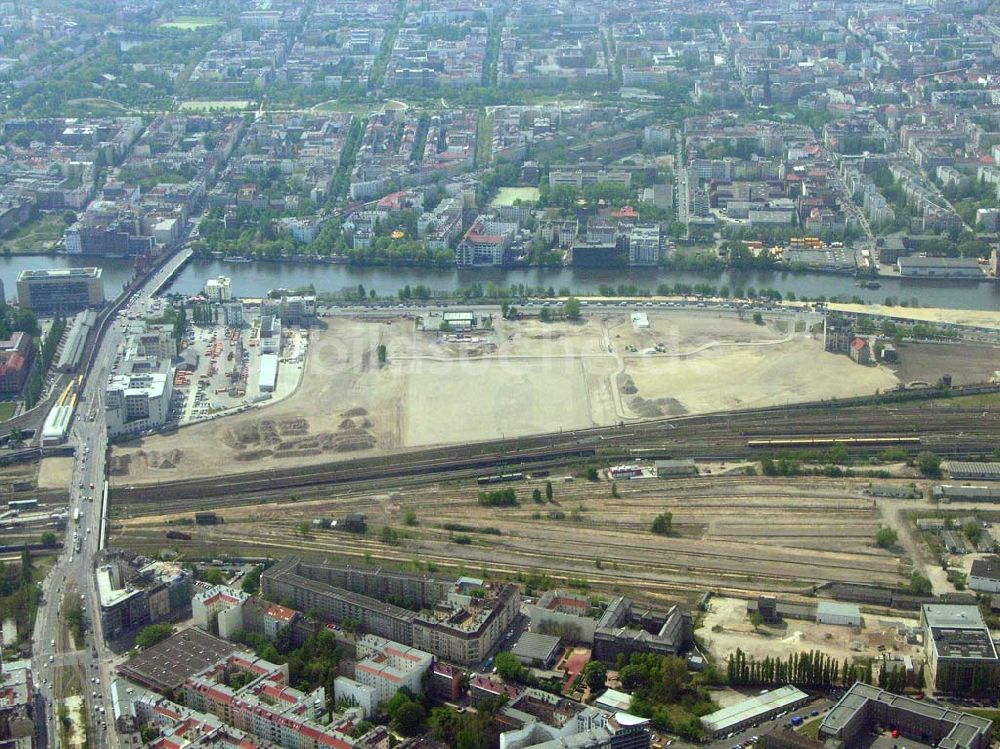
[335, 635, 432, 717]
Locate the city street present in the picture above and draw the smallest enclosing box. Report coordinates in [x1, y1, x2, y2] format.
[31, 248, 191, 748]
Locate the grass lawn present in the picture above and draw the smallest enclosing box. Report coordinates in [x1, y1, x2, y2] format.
[179, 99, 254, 112]
[489, 186, 540, 207]
[310, 99, 378, 114]
[0, 212, 67, 253]
[159, 15, 220, 29]
[942, 392, 1000, 410]
[0, 402, 16, 422]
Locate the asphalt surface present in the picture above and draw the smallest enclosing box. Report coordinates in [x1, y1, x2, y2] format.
[31, 249, 193, 748]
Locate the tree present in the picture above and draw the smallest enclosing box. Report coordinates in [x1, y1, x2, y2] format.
[749, 611, 765, 631]
[545, 481, 553, 501]
[963, 521, 982, 544]
[610, 482, 620, 499]
[136, 622, 173, 649]
[532, 488, 543, 503]
[40, 531, 56, 546]
[494, 652, 530, 683]
[752, 311, 764, 325]
[909, 572, 933, 596]
[875, 526, 898, 549]
[298, 521, 311, 538]
[651, 512, 673, 535]
[392, 701, 427, 736]
[917, 451, 942, 478]
[403, 510, 418, 526]
[377, 344, 387, 364]
[564, 297, 582, 320]
[583, 660, 607, 692]
[539, 307, 553, 323]
[585, 467, 599, 481]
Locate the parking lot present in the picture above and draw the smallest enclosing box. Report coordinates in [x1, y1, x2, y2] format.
[705, 696, 835, 749]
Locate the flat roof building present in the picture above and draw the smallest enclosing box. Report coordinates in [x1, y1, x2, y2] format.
[259, 353, 278, 392]
[511, 632, 562, 669]
[16, 267, 104, 314]
[700, 686, 810, 736]
[897, 256, 983, 279]
[921, 604, 1000, 694]
[116, 629, 240, 693]
[816, 602, 862, 627]
[820, 682, 992, 749]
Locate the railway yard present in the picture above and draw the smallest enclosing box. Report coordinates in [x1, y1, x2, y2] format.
[109, 471, 907, 607]
[105, 387, 1000, 606]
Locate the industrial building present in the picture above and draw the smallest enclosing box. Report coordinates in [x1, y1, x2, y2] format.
[819, 682, 992, 749]
[56, 310, 97, 372]
[944, 462, 1000, 481]
[969, 559, 1000, 594]
[700, 686, 810, 737]
[921, 603, 1000, 694]
[655, 459, 698, 478]
[934, 485, 1000, 502]
[262, 557, 519, 665]
[115, 629, 241, 693]
[16, 267, 105, 314]
[815, 602, 862, 627]
[896, 256, 983, 278]
[258, 353, 279, 392]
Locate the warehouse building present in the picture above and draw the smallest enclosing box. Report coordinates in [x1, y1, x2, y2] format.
[896, 256, 983, 279]
[819, 682, 992, 749]
[815, 602, 862, 628]
[921, 603, 1000, 694]
[934, 485, 1000, 502]
[969, 559, 1000, 595]
[700, 686, 809, 737]
[944, 462, 1000, 481]
[258, 353, 278, 392]
[16, 267, 105, 314]
[655, 459, 698, 478]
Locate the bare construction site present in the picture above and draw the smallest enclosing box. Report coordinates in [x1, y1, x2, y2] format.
[109, 471, 908, 607]
[109, 309, 900, 484]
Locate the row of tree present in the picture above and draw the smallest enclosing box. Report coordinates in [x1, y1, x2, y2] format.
[727, 648, 873, 688]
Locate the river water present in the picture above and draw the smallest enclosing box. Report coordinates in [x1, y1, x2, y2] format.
[2, 254, 999, 311]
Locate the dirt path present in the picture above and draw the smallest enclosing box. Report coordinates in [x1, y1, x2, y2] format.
[878, 498, 952, 595]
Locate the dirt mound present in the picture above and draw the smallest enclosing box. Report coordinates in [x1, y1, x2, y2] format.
[629, 396, 687, 418]
[339, 418, 356, 429]
[618, 373, 638, 395]
[343, 408, 368, 417]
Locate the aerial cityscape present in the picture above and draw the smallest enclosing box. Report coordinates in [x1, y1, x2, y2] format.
[1, 0, 1000, 748]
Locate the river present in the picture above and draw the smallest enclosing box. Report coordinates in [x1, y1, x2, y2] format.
[2, 254, 999, 311]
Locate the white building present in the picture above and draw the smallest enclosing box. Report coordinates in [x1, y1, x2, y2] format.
[335, 635, 432, 716]
[205, 276, 232, 302]
[815, 601, 862, 627]
[259, 354, 278, 392]
[105, 371, 173, 437]
[628, 226, 660, 266]
[192, 586, 248, 640]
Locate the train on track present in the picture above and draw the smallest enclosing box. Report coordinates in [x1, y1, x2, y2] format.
[165, 530, 192, 540]
[476, 472, 524, 485]
[747, 436, 922, 448]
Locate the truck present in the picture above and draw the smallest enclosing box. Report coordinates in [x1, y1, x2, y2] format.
[73, 508, 81, 523]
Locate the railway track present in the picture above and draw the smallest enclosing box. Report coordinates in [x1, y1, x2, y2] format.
[111, 388, 1000, 508]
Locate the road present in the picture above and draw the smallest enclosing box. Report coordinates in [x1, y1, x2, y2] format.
[31, 249, 193, 748]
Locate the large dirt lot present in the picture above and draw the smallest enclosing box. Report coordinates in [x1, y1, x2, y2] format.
[888, 342, 1000, 386]
[111, 473, 909, 605]
[697, 596, 922, 665]
[111, 309, 900, 484]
